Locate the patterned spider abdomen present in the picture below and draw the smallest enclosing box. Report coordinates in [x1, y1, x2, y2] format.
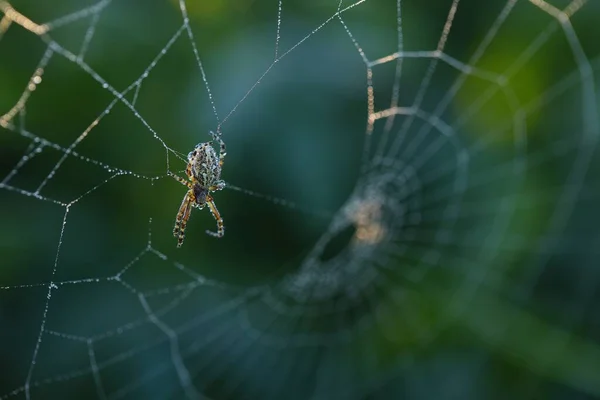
[189, 142, 221, 187]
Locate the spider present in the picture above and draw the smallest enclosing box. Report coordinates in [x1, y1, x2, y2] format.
[168, 131, 226, 247]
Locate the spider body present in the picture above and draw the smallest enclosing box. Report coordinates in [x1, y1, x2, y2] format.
[169, 132, 226, 247]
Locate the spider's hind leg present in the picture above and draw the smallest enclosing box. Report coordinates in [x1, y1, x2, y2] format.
[205, 195, 225, 238]
[174, 191, 194, 247]
[168, 171, 193, 189]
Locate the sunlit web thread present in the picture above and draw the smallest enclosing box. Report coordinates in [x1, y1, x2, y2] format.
[178, 0, 220, 128]
[0, 182, 65, 206]
[382, 0, 404, 136]
[335, 0, 493, 184]
[336, 1, 376, 177]
[0, 45, 53, 128]
[274, 0, 283, 59]
[0, 277, 108, 292]
[387, 0, 461, 159]
[23, 206, 69, 400]
[434, 0, 518, 129]
[0, 1, 48, 35]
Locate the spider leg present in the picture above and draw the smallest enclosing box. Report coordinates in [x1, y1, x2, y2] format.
[210, 130, 226, 168]
[168, 171, 193, 189]
[174, 191, 194, 247]
[205, 194, 224, 238]
[209, 181, 226, 192]
[186, 161, 194, 179]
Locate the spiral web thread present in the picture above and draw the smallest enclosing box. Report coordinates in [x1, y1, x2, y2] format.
[1, 0, 600, 399]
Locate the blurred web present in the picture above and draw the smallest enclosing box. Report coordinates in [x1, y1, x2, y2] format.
[1, 0, 600, 399]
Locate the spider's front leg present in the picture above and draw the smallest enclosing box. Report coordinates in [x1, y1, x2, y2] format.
[168, 171, 193, 189]
[211, 180, 226, 191]
[205, 194, 225, 238]
[174, 191, 194, 247]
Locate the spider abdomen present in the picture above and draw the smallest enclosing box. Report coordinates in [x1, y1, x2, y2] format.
[191, 143, 221, 187]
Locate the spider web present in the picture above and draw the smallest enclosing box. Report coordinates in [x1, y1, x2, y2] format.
[1, 0, 600, 398]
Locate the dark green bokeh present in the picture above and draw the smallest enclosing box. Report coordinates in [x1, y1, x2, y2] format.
[1, 0, 600, 399]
